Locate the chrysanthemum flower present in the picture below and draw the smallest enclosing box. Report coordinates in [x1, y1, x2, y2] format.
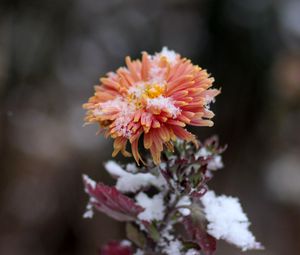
[83, 47, 220, 165]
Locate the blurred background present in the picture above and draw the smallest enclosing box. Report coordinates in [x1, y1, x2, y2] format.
[1, 0, 300, 254]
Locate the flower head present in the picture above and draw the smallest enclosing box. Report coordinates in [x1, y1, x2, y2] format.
[83, 47, 220, 165]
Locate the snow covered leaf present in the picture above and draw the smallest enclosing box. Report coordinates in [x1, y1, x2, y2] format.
[83, 175, 144, 221]
[104, 161, 166, 193]
[183, 216, 216, 255]
[200, 191, 263, 251]
[100, 241, 132, 255]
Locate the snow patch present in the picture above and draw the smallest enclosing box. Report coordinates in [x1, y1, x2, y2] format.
[95, 97, 134, 138]
[195, 147, 211, 159]
[159, 47, 178, 65]
[147, 96, 181, 118]
[83, 174, 96, 190]
[133, 249, 144, 255]
[207, 155, 223, 170]
[176, 196, 192, 216]
[105, 161, 166, 192]
[185, 249, 199, 255]
[201, 191, 263, 251]
[136, 192, 165, 221]
[162, 240, 183, 255]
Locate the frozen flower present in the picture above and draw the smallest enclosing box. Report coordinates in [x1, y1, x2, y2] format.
[83, 47, 220, 165]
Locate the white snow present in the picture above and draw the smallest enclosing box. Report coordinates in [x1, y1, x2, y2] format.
[207, 155, 224, 170]
[195, 148, 223, 170]
[105, 161, 166, 192]
[113, 107, 134, 138]
[185, 249, 199, 255]
[83, 201, 94, 219]
[120, 240, 131, 247]
[158, 47, 178, 64]
[136, 192, 165, 221]
[126, 163, 138, 173]
[148, 66, 166, 83]
[195, 147, 211, 159]
[83, 197, 97, 219]
[162, 240, 183, 255]
[94, 97, 134, 138]
[159, 224, 184, 255]
[176, 196, 192, 216]
[147, 96, 181, 118]
[128, 83, 146, 98]
[83, 174, 96, 190]
[200, 191, 263, 251]
[133, 249, 144, 255]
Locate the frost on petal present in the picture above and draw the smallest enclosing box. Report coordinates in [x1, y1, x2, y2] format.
[136, 192, 165, 221]
[83, 175, 144, 221]
[105, 161, 166, 192]
[158, 47, 178, 64]
[146, 96, 181, 118]
[200, 191, 263, 251]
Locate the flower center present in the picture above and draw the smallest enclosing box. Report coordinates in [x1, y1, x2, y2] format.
[144, 83, 165, 98]
[127, 82, 166, 108]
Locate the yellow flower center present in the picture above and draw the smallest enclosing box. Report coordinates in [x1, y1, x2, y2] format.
[127, 82, 166, 108]
[144, 83, 165, 98]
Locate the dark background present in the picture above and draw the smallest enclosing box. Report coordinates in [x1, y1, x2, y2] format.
[1, 0, 300, 254]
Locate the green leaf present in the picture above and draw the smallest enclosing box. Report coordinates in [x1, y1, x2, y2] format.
[148, 223, 160, 242]
[126, 223, 147, 248]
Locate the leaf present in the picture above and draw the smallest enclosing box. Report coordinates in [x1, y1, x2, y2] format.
[126, 223, 147, 248]
[83, 175, 144, 221]
[147, 222, 160, 242]
[100, 241, 132, 255]
[182, 214, 216, 255]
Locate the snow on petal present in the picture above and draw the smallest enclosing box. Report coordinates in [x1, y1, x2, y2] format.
[146, 96, 181, 118]
[159, 47, 178, 64]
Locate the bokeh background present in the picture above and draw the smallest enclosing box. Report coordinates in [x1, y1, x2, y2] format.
[1, 0, 300, 254]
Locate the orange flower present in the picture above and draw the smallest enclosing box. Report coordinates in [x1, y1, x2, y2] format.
[83, 47, 220, 165]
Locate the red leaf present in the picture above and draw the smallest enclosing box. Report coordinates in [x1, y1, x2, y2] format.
[83, 175, 144, 221]
[100, 241, 132, 255]
[183, 216, 216, 255]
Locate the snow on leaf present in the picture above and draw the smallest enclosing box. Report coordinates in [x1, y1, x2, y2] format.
[83, 174, 144, 221]
[105, 161, 166, 193]
[200, 191, 263, 251]
[135, 192, 165, 221]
